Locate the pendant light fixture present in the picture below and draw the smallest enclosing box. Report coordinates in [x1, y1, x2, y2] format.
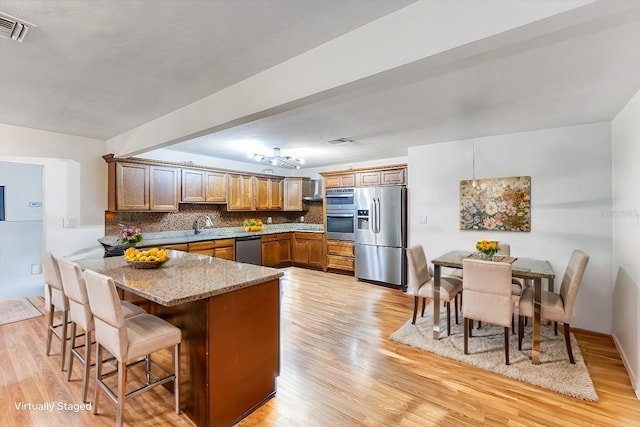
[253, 147, 305, 169]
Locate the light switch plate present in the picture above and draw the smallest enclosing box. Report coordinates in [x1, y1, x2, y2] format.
[63, 218, 77, 228]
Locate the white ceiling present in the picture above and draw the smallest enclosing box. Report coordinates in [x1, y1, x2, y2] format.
[1, 1, 639, 170]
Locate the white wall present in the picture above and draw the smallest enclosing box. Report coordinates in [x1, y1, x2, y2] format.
[612, 90, 640, 398]
[0, 124, 107, 259]
[408, 122, 612, 334]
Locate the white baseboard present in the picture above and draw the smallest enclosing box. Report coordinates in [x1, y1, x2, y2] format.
[612, 333, 639, 400]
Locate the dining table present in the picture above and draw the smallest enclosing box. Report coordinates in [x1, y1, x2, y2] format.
[431, 250, 555, 364]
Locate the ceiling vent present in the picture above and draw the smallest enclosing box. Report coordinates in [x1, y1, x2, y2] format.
[0, 12, 35, 43]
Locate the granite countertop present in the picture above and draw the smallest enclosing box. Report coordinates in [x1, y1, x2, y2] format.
[76, 250, 284, 306]
[99, 223, 324, 248]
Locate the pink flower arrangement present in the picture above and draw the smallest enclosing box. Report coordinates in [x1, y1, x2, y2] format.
[120, 225, 143, 245]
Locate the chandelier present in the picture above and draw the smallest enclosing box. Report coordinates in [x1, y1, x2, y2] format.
[253, 147, 305, 169]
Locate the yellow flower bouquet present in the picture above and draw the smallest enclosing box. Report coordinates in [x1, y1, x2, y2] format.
[475, 239, 499, 260]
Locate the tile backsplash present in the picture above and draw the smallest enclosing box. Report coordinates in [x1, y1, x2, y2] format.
[105, 203, 323, 236]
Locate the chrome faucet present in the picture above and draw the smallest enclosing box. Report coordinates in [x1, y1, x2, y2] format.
[193, 215, 214, 235]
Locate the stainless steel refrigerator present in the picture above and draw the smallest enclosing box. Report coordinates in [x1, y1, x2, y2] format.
[354, 185, 407, 287]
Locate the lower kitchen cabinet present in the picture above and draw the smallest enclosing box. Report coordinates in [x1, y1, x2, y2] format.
[325, 240, 355, 273]
[188, 239, 236, 261]
[162, 243, 189, 252]
[261, 233, 292, 267]
[292, 232, 324, 269]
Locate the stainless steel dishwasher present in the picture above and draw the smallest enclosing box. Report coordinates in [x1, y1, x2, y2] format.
[235, 235, 262, 265]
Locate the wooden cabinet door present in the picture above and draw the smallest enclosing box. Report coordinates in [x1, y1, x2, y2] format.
[307, 239, 325, 268]
[182, 169, 205, 202]
[149, 165, 180, 211]
[188, 241, 215, 256]
[292, 233, 324, 268]
[261, 240, 280, 267]
[205, 172, 227, 203]
[256, 177, 283, 210]
[269, 179, 283, 210]
[116, 162, 149, 210]
[292, 236, 308, 264]
[278, 236, 291, 263]
[283, 178, 303, 211]
[357, 171, 381, 187]
[324, 173, 355, 189]
[262, 233, 292, 266]
[380, 168, 406, 185]
[162, 243, 189, 252]
[255, 177, 270, 210]
[227, 174, 254, 211]
[214, 246, 235, 261]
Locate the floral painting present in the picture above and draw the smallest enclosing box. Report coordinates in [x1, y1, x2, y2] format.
[460, 176, 531, 232]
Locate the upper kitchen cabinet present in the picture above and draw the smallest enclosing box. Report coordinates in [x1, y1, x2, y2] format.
[323, 173, 356, 189]
[227, 173, 254, 211]
[283, 178, 303, 211]
[105, 157, 180, 211]
[149, 165, 181, 210]
[356, 167, 406, 187]
[322, 165, 407, 189]
[181, 169, 227, 203]
[114, 161, 148, 210]
[255, 176, 283, 210]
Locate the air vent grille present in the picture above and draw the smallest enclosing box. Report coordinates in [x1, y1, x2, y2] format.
[0, 12, 35, 43]
[0, 16, 14, 30]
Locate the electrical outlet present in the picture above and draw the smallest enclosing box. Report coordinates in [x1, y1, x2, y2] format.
[31, 264, 42, 275]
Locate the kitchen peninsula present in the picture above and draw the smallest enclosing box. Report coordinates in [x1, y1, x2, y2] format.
[76, 250, 283, 427]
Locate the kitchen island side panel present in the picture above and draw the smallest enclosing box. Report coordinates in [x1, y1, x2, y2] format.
[208, 278, 280, 427]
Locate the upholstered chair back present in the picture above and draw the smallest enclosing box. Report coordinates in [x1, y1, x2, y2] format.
[557, 250, 589, 323]
[84, 270, 128, 360]
[406, 245, 432, 296]
[56, 256, 94, 332]
[462, 259, 513, 328]
[42, 250, 68, 310]
[498, 243, 511, 255]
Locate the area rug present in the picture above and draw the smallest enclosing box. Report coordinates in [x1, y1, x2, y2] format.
[0, 297, 44, 325]
[390, 304, 598, 401]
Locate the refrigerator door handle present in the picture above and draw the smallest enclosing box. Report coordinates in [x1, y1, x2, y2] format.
[375, 197, 381, 234]
[370, 200, 376, 233]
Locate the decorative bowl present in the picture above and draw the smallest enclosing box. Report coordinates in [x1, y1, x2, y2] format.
[126, 259, 168, 269]
[244, 226, 264, 232]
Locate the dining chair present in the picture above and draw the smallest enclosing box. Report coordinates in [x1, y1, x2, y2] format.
[458, 243, 524, 333]
[518, 249, 589, 364]
[55, 256, 146, 403]
[84, 269, 181, 427]
[42, 251, 70, 371]
[406, 245, 462, 336]
[462, 258, 516, 365]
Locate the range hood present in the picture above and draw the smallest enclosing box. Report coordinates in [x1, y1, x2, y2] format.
[303, 179, 323, 202]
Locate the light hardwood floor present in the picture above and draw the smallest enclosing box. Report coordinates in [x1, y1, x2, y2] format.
[1, 267, 639, 426]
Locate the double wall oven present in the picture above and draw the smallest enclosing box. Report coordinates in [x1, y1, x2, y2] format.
[325, 188, 356, 241]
